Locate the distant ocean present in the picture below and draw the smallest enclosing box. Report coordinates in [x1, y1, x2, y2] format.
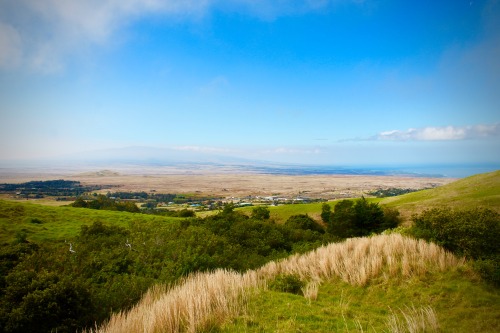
[239, 163, 500, 178]
[0, 159, 498, 179]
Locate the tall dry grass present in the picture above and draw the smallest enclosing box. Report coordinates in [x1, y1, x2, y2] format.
[89, 269, 261, 333]
[386, 305, 440, 333]
[89, 234, 462, 333]
[257, 233, 462, 286]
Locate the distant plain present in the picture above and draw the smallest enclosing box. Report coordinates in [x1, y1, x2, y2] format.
[0, 167, 455, 200]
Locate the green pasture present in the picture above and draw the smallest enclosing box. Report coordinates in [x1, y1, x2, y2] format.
[237, 202, 329, 223]
[381, 170, 500, 218]
[0, 200, 181, 245]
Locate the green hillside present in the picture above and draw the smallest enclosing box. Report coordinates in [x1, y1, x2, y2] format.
[0, 200, 181, 245]
[381, 170, 500, 218]
[221, 270, 499, 332]
[237, 202, 327, 223]
[94, 234, 500, 333]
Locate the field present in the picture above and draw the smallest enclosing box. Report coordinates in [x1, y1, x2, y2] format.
[0, 200, 182, 245]
[0, 169, 454, 199]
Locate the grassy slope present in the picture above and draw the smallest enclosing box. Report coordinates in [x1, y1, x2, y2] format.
[381, 170, 500, 218]
[237, 202, 327, 223]
[218, 171, 500, 332]
[94, 234, 499, 333]
[221, 270, 499, 332]
[0, 200, 181, 245]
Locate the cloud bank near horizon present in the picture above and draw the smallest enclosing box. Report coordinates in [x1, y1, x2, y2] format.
[373, 123, 500, 142]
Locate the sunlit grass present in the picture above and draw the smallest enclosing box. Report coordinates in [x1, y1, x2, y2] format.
[90, 234, 487, 333]
[0, 199, 182, 244]
[223, 269, 499, 333]
[381, 170, 500, 218]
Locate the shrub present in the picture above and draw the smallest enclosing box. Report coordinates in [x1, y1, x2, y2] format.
[268, 274, 304, 295]
[177, 209, 195, 217]
[252, 206, 270, 220]
[28, 218, 43, 224]
[284, 214, 324, 233]
[1, 271, 93, 333]
[410, 207, 500, 285]
[327, 198, 395, 238]
[410, 208, 499, 259]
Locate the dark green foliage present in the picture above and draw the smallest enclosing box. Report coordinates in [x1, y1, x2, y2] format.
[13, 231, 28, 245]
[141, 202, 157, 209]
[411, 208, 499, 259]
[0, 180, 106, 197]
[0, 271, 92, 333]
[222, 202, 236, 214]
[268, 274, 304, 295]
[252, 206, 271, 220]
[321, 203, 331, 224]
[0, 204, 330, 332]
[410, 208, 500, 285]
[285, 214, 324, 234]
[177, 209, 196, 217]
[72, 195, 140, 213]
[328, 200, 355, 238]
[140, 208, 196, 217]
[381, 207, 402, 230]
[368, 187, 420, 198]
[28, 217, 43, 224]
[327, 198, 399, 239]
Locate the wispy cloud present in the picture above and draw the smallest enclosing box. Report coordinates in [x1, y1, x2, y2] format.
[0, 0, 355, 73]
[373, 123, 500, 141]
[0, 0, 210, 72]
[262, 147, 323, 154]
[172, 145, 237, 154]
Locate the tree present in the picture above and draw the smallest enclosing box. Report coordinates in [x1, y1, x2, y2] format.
[222, 203, 235, 214]
[352, 197, 385, 236]
[252, 206, 270, 220]
[321, 203, 331, 224]
[285, 214, 324, 233]
[328, 200, 355, 238]
[327, 198, 396, 239]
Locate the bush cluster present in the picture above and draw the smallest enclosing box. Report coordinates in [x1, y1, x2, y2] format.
[0, 206, 327, 333]
[72, 195, 140, 213]
[268, 274, 305, 295]
[409, 207, 500, 285]
[322, 198, 401, 239]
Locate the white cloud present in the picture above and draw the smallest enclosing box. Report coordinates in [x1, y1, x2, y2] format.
[262, 147, 322, 154]
[0, 0, 213, 72]
[172, 145, 236, 153]
[375, 123, 500, 141]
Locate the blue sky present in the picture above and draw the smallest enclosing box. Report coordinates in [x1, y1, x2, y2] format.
[0, 0, 499, 167]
